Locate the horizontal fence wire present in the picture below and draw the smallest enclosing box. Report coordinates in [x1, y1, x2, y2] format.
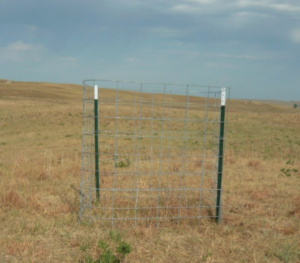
[79, 80, 229, 227]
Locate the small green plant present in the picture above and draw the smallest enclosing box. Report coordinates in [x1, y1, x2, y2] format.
[115, 158, 131, 168]
[293, 103, 297, 109]
[97, 240, 117, 263]
[280, 159, 298, 177]
[116, 240, 131, 256]
[280, 168, 298, 177]
[82, 230, 131, 263]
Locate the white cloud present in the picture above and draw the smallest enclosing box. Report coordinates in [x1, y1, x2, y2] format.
[170, 0, 219, 13]
[171, 4, 195, 13]
[170, 0, 235, 14]
[290, 29, 300, 44]
[170, 0, 300, 15]
[271, 4, 300, 12]
[237, 0, 300, 13]
[0, 41, 79, 66]
[0, 41, 47, 62]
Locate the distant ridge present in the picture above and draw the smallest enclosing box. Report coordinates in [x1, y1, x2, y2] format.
[0, 79, 82, 100]
[0, 80, 299, 105]
[249, 99, 300, 106]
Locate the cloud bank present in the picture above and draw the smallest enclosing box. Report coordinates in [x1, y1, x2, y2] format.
[0, 0, 299, 99]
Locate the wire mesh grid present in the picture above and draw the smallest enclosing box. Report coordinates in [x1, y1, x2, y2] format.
[79, 80, 229, 227]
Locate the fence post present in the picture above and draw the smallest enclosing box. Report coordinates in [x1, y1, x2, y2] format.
[94, 85, 100, 201]
[216, 87, 226, 223]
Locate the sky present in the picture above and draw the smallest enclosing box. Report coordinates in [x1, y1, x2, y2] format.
[0, 0, 300, 100]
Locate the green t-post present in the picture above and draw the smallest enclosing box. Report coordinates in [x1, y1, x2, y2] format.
[216, 87, 226, 223]
[94, 85, 100, 201]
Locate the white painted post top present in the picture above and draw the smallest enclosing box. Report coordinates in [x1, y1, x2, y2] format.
[94, 85, 98, 100]
[221, 87, 226, 106]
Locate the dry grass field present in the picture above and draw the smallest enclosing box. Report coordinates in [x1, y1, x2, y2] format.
[0, 80, 300, 262]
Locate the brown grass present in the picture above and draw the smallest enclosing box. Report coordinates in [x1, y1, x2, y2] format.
[2, 190, 25, 208]
[0, 80, 300, 262]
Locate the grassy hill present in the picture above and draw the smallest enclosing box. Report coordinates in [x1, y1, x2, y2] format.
[0, 81, 299, 262]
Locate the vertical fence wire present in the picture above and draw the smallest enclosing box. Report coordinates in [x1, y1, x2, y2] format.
[111, 82, 119, 227]
[198, 88, 208, 224]
[156, 84, 166, 227]
[134, 83, 143, 227]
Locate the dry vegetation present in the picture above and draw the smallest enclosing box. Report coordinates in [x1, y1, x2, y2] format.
[0, 80, 300, 262]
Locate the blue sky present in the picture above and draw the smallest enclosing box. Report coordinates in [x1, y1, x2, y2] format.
[0, 0, 300, 100]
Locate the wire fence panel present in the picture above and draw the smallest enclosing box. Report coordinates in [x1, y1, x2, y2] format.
[79, 80, 229, 227]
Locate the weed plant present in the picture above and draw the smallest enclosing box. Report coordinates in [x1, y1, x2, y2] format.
[82, 230, 131, 263]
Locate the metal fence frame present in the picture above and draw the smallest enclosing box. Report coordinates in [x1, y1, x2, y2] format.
[79, 80, 229, 227]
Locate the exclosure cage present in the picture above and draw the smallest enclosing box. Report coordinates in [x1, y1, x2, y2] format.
[79, 80, 229, 227]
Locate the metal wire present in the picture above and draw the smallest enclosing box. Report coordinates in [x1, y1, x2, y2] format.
[79, 80, 230, 227]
